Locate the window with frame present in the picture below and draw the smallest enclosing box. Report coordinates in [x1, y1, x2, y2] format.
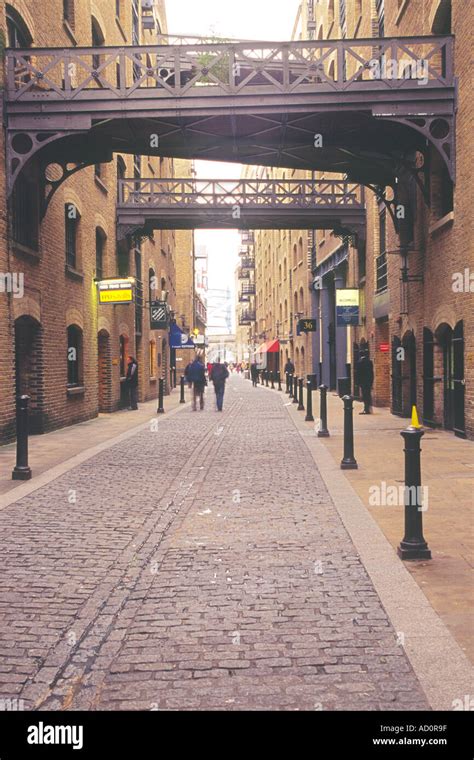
[95, 228, 106, 280]
[63, 0, 75, 27]
[65, 204, 79, 269]
[11, 172, 39, 250]
[67, 325, 83, 387]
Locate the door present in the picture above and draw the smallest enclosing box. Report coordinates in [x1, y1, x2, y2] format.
[442, 327, 454, 430]
[422, 328, 435, 426]
[391, 336, 402, 415]
[453, 320, 465, 438]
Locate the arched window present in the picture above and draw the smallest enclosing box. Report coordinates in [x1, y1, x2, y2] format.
[283, 258, 287, 280]
[11, 170, 39, 251]
[6, 5, 32, 47]
[298, 236, 303, 264]
[65, 203, 80, 270]
[95, 228, 106, 280]
[67, 325, 83, 387]
[293, 243, 298, 268]
[299, 286, 305, 313]
[294, 291, 298, 315]
[63, 1, 75, 28]
[284, 299, 288, 320]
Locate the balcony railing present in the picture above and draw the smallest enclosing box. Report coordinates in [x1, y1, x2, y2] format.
[239, 283, 256, 301]
[239, 309, 256, 325]
[239, 256, 255, 269]
[238, 266, 251, 280]
[6, 37, 453, 102]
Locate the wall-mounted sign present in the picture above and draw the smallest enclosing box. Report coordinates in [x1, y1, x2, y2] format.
[98, 279, 134, 305]
[297, 318, 317, 334]
[379, 342, 390, 352]
[150, 300, 169, 330]
[336, 289, 359, 327]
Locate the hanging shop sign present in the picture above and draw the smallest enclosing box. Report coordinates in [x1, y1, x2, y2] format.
[297, 318, 317, 334]
[98, 278, 134, 305]
[336, 289, 360, 327]
[150, 300, 169, 330]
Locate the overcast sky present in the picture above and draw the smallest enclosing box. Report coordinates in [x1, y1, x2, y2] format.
[166, 0, 302, 331]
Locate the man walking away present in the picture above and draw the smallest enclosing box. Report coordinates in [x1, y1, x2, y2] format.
[356, 352, 374, 414]
[250, 361, 259, 387]
[126, 356, 139, 410]
[209, 357, 229, 412]
[187, 354, 207, 411]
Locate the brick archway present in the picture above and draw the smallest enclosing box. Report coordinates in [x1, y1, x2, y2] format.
[14, 315, 44, 433]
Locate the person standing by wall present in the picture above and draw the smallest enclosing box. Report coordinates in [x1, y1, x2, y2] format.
[126, 356, 139, 410]
[356, 352, 374, 414]
[209, 357, 229, 412]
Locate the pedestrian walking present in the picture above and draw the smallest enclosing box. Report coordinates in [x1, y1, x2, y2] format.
[187, 354, 207, 411]
[356, 352, 374, 414]
[209, 357, 229, 412]
[126, 356, 139, 410]
[250, 361, 259, 387]
[284, 357, 295, 376]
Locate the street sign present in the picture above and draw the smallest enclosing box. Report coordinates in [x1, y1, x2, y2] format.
[379, 342, 390, 352]
[298, 318, 317, 334]
[336, 289, 359, 326]
[98, 279, 134, 305]
[150, 300, 169, 330]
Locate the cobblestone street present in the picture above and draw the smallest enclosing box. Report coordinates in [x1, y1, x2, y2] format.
[0, 375, 433, 711]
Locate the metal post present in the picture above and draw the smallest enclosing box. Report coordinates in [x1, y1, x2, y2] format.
[297, 378, 305, 411]
[12, 395, 32, 480]
[285, 372, 290, 393]
[157, 378, 165, 414]
[397, 425, 431, 560]
[305, 379, 314, 422]
[292, 376, 299, 404]
[265, 370, 269, 387]
[318, 384, 330, 437]
[277, 371, 282, 391]
[288, 374, 293, 396]
[340, 395, 358, 469]
[271, 371, 275, 390]
[180, 375, 185, 403]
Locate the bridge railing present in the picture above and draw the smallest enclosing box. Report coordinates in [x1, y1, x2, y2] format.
[117, 179, 364, 208]
[6, 35, 453, 102]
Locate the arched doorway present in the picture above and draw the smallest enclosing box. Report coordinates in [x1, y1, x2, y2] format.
[14, 315, 44, 433]
[453, 320, 465, 438]
[391, 336, 402, 415]
[435, 323, 454, 430]
[423, 328, 435, 426]
[98, 330, 112, 412]
[401, 331, 416, 417]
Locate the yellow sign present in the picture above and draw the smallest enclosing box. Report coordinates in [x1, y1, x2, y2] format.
[98, 279, 134, 305]
[336, 289, 359, 307]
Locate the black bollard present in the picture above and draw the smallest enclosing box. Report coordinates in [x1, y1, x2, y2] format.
[305, 380, 314, 422]
[271, 371, 275, 390]
[317, 384, 330, 437]
[157, 378, 165, 414]
[277, 371, 282, 391]
[340, 395, 358, 469]
[265, 370, 269, 387]
[397, 419, 431, 560]
[180, 375, 185, 403]
[288, 374, 293, 396]
[285, 372, 290, 394]
[12, 395, 32, 480]
[292, 376, 299, 404]
[297, 378, 305, 411]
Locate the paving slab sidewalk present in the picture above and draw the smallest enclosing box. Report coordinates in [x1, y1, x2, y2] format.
[282, 384, 474, 663]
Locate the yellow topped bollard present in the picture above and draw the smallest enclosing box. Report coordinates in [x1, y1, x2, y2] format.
[411, 405, 422, 429]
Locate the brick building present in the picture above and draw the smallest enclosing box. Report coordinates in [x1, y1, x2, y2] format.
[0, 0, 186, 442]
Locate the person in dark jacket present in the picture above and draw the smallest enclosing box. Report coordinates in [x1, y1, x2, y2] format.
[250, 361, 259, 387]
[187, 355, 207, 411]
[284, 358, 295, 376]
[209, 357, 229, 411]
[126, 356, 139, 410]
[356, 352, 374, 414]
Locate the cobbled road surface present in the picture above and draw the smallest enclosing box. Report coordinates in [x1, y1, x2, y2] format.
[0, 376, 429, 710]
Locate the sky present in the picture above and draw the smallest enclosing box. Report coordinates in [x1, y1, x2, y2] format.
[165, 0, 302, 332]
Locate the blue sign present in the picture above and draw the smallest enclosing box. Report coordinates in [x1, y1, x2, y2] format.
[336, 306, 359, 327]
[169, 322, 195, 349]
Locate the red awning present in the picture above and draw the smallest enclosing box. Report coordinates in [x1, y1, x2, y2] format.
[266, 339, 280, 353]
